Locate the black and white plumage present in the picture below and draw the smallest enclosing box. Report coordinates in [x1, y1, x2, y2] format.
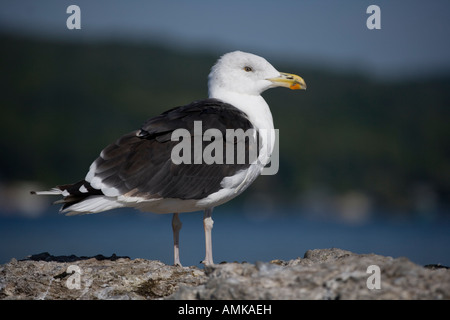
[32, 51, 306, 266]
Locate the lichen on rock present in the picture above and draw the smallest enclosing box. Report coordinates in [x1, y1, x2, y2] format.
[1, 249, 449, 300]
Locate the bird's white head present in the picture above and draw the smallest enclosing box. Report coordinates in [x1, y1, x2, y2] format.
[208, 51, 306, 98]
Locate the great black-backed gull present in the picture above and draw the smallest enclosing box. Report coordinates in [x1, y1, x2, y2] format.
[32, 51, 306, 266]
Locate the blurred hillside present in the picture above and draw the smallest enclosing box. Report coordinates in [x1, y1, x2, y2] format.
[1, 33, 449, 218]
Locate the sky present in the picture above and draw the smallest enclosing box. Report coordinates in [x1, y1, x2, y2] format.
[1, 0, 450, 79]
[1, 1, 449, 266]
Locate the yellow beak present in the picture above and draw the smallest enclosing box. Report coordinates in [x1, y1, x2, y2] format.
[267, 72, 307, 90]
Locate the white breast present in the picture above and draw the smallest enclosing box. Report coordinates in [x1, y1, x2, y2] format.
[193, 89, 276, 208]
[210, 89, 275, 164]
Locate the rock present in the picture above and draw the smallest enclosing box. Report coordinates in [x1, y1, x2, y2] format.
[1, 248, 449, 300]
[172, 248, 450, 299]
[0, 254, 206, 300]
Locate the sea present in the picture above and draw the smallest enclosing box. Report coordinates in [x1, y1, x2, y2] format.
[1, 207, 449, 267]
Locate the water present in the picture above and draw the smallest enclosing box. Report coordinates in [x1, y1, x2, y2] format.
[1, 207, 449, 267]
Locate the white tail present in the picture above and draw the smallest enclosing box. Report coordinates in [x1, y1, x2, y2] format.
[31, 188, 67, 196]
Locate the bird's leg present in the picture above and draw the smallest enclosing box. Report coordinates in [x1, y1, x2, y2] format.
[172, 212, 182, 266]
[202, 208, 214, 266]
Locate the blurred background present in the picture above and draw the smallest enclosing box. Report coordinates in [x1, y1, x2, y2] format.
[1, 0, 449, 266]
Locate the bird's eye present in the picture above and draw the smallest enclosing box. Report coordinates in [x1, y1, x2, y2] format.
[243, 66, 253, 72]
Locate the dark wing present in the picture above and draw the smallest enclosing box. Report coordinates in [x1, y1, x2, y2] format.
[61, 98, 258, 206]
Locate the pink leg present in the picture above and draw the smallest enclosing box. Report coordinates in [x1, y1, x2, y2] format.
[172, 213, 182, 266]
[202, 208, 214, 266]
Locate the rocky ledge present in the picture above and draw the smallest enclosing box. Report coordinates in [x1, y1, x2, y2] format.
[1, 248, 449, 300]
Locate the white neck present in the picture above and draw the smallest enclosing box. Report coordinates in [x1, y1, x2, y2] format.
[209, 88, 274, 132]
[209, 88, 275, 163]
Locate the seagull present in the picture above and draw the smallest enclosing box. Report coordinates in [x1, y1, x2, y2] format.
[32, 51, 306, 266]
